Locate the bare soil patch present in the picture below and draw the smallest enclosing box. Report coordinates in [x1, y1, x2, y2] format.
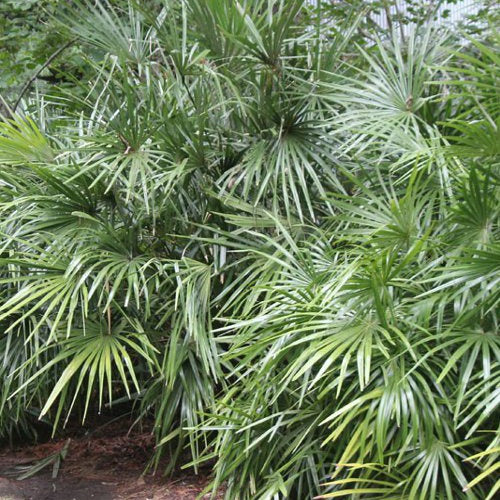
[0, 422, 219, 500]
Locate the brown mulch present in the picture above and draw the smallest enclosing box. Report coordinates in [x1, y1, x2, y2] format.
[0, 420, 222, 500]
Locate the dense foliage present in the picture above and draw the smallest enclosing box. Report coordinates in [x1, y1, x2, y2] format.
[0, 1, 498, 498]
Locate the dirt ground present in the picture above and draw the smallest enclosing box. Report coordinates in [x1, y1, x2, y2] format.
[0, 421, 221, 500]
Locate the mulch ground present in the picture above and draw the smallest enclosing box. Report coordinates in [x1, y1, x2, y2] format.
[0, 419, 221, 500]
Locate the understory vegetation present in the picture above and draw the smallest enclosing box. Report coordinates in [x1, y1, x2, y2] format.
[0, 1, 498, 498]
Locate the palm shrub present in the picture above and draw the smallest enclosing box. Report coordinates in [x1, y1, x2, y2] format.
[0, 1, 498, 499]
[192, 25, 499, 499]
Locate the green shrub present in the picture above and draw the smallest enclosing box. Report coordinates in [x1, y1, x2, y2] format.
[0, 1, 498, 498]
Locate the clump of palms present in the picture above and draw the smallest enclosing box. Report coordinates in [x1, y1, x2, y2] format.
[0, 1, 498, 498]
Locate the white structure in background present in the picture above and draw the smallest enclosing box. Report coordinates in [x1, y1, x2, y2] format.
[368, 0, 482, 32]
